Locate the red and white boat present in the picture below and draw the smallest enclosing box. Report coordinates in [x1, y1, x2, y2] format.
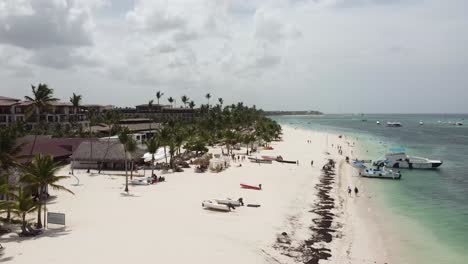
[240, 184, 262, 190]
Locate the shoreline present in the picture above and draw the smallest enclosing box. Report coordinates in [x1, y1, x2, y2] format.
[1, 125, 394, 264]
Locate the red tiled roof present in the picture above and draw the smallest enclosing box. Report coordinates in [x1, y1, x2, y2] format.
[16, 137, 94, 163]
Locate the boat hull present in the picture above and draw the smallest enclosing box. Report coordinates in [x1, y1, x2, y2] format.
[202, 201, 231, 212]
[359, 169, 402, 180]
[240, 184, 261, 190]
[376, 160, 443, 169]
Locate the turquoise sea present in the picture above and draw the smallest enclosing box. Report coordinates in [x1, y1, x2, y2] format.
[272, 114, 468, 264]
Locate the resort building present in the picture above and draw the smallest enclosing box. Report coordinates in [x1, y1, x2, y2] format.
[0, 96, 90, 128]
[116, 103, 197, 122]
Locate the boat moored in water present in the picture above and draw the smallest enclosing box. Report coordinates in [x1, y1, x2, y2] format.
[373, 148, 443, 169]
[386, 122, 402, 127]
[359, 167, 402, 180]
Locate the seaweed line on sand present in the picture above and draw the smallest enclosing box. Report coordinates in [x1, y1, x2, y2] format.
[272, 159, 340, 264]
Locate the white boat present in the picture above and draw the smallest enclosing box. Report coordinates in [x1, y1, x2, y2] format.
[373, 148, 442, 169]
[131, 177, 151, 185]
[202, 200, 231, 212]
[386, 122, 402, 127]
[351, 160, 366, 169]
[419, 120, 424, 126]
[214, 198, 243, 207]
[359, 167, 401, 180]
[376, 121, 381, 125]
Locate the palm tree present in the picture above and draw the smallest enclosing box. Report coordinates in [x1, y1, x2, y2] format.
[156, 91, 164, 105]
[145, 136, 160, 177]
[205, 93, 211, 107]
[189, 101, 195, 109]
[118, 128, 136, 193]
[69, 93, 82, 125]
[148, 99, 154, 130]
[158, 126, 171, 164]
[0, 127, 23, 221]
[99, 110, 121, 173]
[10, 188, 38, 235]
[20, 154, 73, 228]
[181, 95, 189, 108]
[24, 84, 59, 158]
[168, 97, 174, 107]
[218, 98, 223, 107]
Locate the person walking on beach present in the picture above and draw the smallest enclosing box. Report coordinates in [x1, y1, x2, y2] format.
[311, 160, 314, 166]
[348, 186, 352, 197]
[354, 187, 359, 197]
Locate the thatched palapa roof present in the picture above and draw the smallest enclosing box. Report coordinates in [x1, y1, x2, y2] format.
[72, 141, 145, 162]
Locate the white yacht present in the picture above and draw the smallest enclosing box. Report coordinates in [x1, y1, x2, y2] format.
[373, 148, 443, 169]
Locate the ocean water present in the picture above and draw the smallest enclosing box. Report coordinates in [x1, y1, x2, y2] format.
[272, 114, 468, 264]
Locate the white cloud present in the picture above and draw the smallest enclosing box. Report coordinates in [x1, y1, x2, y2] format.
[0, 0, 467, 113]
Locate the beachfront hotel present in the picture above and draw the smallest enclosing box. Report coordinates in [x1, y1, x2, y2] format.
[0, 96, 89, 129]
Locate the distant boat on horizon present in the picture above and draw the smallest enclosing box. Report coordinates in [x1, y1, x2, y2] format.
[386, 122, 402, 127]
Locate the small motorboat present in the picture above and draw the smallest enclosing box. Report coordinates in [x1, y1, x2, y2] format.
[202, 200, 231, 212]
[131, 177, 151, 185]
[419, 120, 424, 126]
[214, 198, 243, 207]
[359, 167, 402, 180]
[240, 183, 262, 190]
[376, 121, 381, 125]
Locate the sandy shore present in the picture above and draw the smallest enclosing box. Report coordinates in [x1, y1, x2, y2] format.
[1, 126, 392, 264]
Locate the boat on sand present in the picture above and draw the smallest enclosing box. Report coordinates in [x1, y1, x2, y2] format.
[240, 184, 262, 190]
[202, 200, 232, 212]
[214, 198, 243, 207]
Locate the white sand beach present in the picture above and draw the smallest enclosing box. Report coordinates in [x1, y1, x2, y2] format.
[1, 126, 392, 264]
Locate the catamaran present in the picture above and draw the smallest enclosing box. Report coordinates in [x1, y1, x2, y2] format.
[373, 148, 443, 169]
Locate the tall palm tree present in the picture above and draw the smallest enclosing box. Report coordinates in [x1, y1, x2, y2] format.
[167, 97, 174, 107]
[181, 95, 189, 108]
[24, 84, 59, 158]
[156, 91, 164, 105]
[69, 93, 82, 122]
[189, 101, 195, 109]
[118, 128, 136, 193]
[99, 110, 121, 173]
[148, 99, 154, 130]
[218, 98, 223, 107]
[10, 188, 39, 235]
[20, 154, 73, 228]
[145, 135, 160, 177]
[205, 93, 211, 107]
[0, 127, 23, 221]
[158, 126, 171, 164]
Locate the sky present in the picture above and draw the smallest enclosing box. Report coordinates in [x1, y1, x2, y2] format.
[0, 0, 467, 113]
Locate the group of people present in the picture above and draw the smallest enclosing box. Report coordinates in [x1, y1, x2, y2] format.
[150, 174, 165, 184]
[231, 154, 246, 162]
[347, 186, 359, 197]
